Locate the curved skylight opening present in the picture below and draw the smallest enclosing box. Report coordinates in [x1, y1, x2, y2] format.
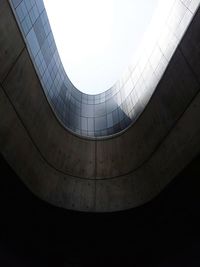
[11, 0, 198, 138]
[43, 0, 159, 94]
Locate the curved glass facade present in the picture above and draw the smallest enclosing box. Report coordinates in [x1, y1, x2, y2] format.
[10, 0, 199, 138]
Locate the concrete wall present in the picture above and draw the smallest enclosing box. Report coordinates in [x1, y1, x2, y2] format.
[0, 0, 200, 211]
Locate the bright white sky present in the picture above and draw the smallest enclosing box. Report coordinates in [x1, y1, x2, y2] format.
[43, 0, 159, 94]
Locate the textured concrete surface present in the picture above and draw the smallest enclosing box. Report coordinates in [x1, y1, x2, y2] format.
[0, 0, 200, 211]
[0, 0, 24, 82]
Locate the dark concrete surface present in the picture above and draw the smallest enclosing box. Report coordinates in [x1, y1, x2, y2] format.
[0, 0, 200, 211]
[0, 152, 200, 266]
[1, 0, 200, 211]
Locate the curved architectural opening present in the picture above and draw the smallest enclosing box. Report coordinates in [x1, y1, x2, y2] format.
[1, 0, 200, 214]
[43, 0, 159, 94]
[10, 0, 198, 138]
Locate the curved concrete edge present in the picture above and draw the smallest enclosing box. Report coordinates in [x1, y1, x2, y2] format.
[95, 91, 200, 211]
[1, 82, 200, 212]
[1, 1, 200, 211]
[1, 4, 200, 179]
[0, 87, 96, 211]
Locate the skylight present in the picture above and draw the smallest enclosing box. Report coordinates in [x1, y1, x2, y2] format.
[43, 0, 159, 94]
